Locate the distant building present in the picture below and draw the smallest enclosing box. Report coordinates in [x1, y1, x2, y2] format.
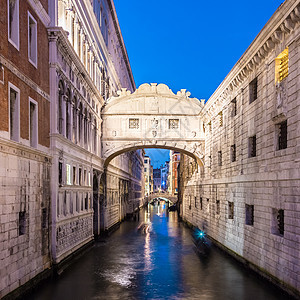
[171, 151, 180, 195]
[153, 168, 161, 192]
[161, 161, 169, 191]
[144, 156, 151, 196]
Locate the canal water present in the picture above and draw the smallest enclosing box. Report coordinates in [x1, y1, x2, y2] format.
[25, 202, 292, 300]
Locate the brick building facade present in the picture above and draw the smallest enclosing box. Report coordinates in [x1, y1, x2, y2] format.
[0, 0, 51, 297]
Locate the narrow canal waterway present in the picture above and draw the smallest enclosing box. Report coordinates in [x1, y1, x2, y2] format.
[25, 202, 291, 300]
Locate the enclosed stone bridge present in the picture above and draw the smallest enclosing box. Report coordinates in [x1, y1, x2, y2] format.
[101, 83, 206, 166]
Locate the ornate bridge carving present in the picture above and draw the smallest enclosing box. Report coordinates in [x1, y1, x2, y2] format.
[102, 83, 206, 166]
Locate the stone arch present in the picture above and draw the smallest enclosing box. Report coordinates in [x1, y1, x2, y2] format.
[102, 83, 206, 170]
[103, 144, 204, 171]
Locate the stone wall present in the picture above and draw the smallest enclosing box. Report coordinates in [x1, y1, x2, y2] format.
[180, 0, 300, 296]
[0, 140, 51, 298]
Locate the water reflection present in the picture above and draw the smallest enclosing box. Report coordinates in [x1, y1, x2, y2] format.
[24, 202, 292, 300]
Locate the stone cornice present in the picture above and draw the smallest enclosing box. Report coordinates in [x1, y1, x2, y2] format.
[27, 0, 50, 27]
[204, 0, 300, 119]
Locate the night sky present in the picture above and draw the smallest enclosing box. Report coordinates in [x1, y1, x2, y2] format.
[113, 0, 284, 167]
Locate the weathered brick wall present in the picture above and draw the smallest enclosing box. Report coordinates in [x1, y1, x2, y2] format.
[0, 141, 51, 298]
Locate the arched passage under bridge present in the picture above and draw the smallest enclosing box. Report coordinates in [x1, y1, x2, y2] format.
[101, 83, 206, 168]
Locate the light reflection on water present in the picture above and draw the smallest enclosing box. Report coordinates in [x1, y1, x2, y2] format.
[24, 202, 292, 300]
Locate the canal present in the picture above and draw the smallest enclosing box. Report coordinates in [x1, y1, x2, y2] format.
[25, 202, 291, 300]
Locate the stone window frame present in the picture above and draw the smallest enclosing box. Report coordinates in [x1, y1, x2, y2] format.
[275, 48, 288, 84]
[230, 144, 236, 162]
[28, 11, 38, 68]
[216, 200, 220, 215]
[8, 0, 20, 50]
[248, 135, 257, 158]
[271, 208, 284, 236]
[129, 118, 139, 129]
[8, 82, 20, 142]
[228, 201, 234, 219]
[168, 118, 179, 130]
[249, 77, 258, 104]
[245, 204, 254, 226]
[218, 150, 222, 166]
[231, 97, 237, 117]
[276, 120, 287, 150]
[29, 97, 38, 148]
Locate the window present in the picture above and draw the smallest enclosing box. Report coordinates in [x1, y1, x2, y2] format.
[272, 209, 284, 236]
[8, 0, 19, 49]
[169, 119, 179, 129]
[228, 201, 234, 219]
[28, 12, 37, 67]
[218, 151, 222, 166]
[9, 82, 20, 142]
[19, 211, 26, 235]
[58, 162, 63, 186]
[129, 118, 139, 129]
[231, 98, 237, 117]
[248, 135, 256, 158]
[275, 48, 288, 84]
[189, 196, 191, 210]
[249, 77, 257, 104]
[245, 204, 254, 226]
[42, 208, 47, 229]
[230, 144, 236, 162]
[277, 120, 287, 150]
[73, 166, 76, 185]
[29, 98, 38, 148]
[66, 164, 71, 185]
[216, 200, 220, 215]
[200, 197, 203, 210]
[194, 196, 197, 208]
[218, 111, 223, 127]
[206, 198, 210, 213]
[79, 167, 82, 185]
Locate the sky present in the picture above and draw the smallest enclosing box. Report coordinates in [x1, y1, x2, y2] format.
[113, 0, 284, 167]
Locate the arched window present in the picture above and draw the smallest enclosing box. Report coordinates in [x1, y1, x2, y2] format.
[72, 96, 77, 143]
[58, 81, 64, 134]
[78, 102, 83, 144]
[66, 88, 71, 139]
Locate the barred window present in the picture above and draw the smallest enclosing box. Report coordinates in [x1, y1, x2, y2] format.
[275, 48, 288, 83]
[218, 151, 222, 166]
[216, 200, 220, 215]
[245, 204, 254, 226]
[231, 98, 237, 117]
[218, 111, 223, 127]
[272, 208, 284, 236]
[249, 77, 257, 104]
[129, 118, 139, 129]
[228, 201, 234, 219]
[248, 135, 256, 158]
[277, 120, 287, 150]
[230, 144, 236, 162]
[169, 119, 179, 129]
